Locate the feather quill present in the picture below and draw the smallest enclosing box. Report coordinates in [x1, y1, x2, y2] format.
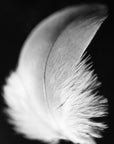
[3, 4, 108, 144]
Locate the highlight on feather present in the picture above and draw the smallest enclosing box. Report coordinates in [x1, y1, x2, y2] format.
[2, 3, 108, 144]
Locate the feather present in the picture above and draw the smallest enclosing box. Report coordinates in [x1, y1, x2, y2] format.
[3, 4, 108, 144]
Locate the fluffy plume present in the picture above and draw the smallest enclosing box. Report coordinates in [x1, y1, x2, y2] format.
[3, 4, 108, 144]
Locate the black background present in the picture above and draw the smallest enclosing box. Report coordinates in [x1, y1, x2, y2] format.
[0, 0, 113, 144]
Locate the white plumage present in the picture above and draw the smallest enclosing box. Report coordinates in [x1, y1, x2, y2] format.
[3, 4, 108, 144]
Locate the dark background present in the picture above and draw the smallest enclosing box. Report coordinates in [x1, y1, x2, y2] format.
[0, 0, 113, 144]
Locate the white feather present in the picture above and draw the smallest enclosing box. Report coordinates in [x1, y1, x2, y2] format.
[3, 4, 108, 144]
